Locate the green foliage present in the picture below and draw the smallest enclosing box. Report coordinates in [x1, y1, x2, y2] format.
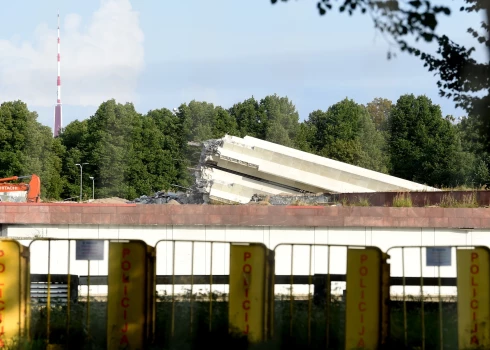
[84, 100, 138, 198]
[355, 198, 370, 207]
[388, 94, 465, 187]
[273, 0, 490, 160]
[0, 101, 65, 199]
[229, 94, 299, 147]
[260, 94, 299, 146]
[228, 97, 266, 138]
[366, 97, 393, 131]
[303, 98, 389, 173]
[457, 114, 490, 188]
[392, 193, 413, 207]
[2, 91, 489, 201]
[22, 293, 462, 349]
[439, 192, 479, 208]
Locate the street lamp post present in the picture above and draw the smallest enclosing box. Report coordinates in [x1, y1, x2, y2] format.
[89, 176, 95, 200]
[75, 163, 89, 202]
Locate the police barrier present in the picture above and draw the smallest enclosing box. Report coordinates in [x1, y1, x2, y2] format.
[345, 247, 386, 349]
[272, 244, 389, 350]
[153, 240, 274, 346]
[6, 237, 490, 349]
[107, 240, 156, 349]
[386, 245, 490, 350]
[228, 243, 274, 342]
[457, 247, 490, 349]
[24, 238, 155, 349]
[0, 240, 29, 348]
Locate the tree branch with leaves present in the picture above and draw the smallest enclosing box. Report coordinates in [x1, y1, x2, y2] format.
[272, 0, 490, 149]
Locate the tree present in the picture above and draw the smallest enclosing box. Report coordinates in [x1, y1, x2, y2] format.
[0, 101, 32, 177]
[176, 101, 240, 184]
[457, 114, 490, 187]
[294, 122, 316, 153]
[212, 106, 239, 138]
[366, 98, 393, 131]
[303, 98, 388, 172]
[58, 120, 89, 199]
[272, 0, 490, 150]
[228, 97, 266, 138]
[229, 94, 300, 146]
[0, 101, 64, 199]
[260, 94, 300, 147]
[388, 94, 468, 187]
[83, 100, 141, 199]
[146, 108, 190, 190]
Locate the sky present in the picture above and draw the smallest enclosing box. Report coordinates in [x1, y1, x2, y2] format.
[0, 0, 488, 131]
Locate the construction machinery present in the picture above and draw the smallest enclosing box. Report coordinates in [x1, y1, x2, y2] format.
[0, 174, 41, 203]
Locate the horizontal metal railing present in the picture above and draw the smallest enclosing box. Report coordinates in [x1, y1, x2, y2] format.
[74, 274, 458, 287]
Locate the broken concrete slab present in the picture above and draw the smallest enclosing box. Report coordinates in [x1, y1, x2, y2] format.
[194, 135, 440, 204]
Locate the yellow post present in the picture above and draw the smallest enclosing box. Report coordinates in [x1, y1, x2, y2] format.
[228, 243, 270, 343]
[457, 247, 490, 349]
[345, 247, 382, 350]
[107, 241, 148, 349]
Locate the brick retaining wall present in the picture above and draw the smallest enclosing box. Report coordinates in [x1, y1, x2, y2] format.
[0, 203, 489, 229]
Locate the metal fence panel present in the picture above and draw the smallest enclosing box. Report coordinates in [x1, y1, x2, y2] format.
[9, 236, 490, 349]
[272, 243, 386, 349]
[26, 238, 155, 349]
[153, 239, 232, 346]
[386, 245, 486, 350]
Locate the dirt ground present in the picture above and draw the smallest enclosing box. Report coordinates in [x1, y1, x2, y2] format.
[88, 197, 129, 204]
[46, 197, 130, 204]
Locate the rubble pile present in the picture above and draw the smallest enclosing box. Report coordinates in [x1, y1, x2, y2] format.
[128, 191, 335, 206]
[251, 193, 335, 206]
[128, 191, 206, 205]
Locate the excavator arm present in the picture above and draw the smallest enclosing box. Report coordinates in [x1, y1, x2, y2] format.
[0, 174, 41, 203]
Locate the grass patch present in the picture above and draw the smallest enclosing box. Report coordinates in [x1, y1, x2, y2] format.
[439, 192, 479, 208]
[339, 196, 370, 207]
[355, 198, 370, 206]
[12, 293, 464, 350]
[393, 192, 413, 207]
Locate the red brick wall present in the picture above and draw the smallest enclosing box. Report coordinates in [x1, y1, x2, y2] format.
[0, 203, 489, 229]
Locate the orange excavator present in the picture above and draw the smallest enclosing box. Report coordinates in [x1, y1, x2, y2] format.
[0, 174, 41, 203]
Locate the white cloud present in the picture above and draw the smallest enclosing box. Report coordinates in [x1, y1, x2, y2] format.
[0, 0, 144, 108]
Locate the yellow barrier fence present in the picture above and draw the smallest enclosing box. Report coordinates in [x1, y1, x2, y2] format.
[386, 245, 490, 350]
[272, 243, 390, 350]
[106, 240, 156, 349]
[24, 238, 155, 350]
[3, 237, 490, 349]
[228, 243, 274, 342]
[153, 240, 275, 347]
